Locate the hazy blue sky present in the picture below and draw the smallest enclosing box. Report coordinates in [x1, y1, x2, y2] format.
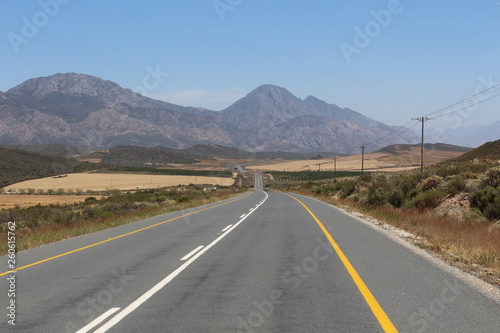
[1, 0, 499, 133]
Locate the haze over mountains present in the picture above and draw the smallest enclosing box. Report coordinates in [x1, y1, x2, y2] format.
[0, 73, 420, 153]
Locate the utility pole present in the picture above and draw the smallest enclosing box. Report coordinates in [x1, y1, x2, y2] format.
[412, 117, 434, 172]
[333, 156, 337, 181]
[359, 146, 367, 175]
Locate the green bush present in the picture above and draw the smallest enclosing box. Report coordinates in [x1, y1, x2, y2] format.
[417, 176, 444, 192]
[339, 180, 356, 198]
[387, 190, 404, 208]
[367, 188, 388, 206]
[469, 186, 500, 220]
[484, 167, 500, 188]
[446, 176, 467, 195]
[407, 189, 446, 210]
[84, 197, 98, 204]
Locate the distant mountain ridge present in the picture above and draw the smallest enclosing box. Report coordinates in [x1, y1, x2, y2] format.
[0, 73, 419, 153]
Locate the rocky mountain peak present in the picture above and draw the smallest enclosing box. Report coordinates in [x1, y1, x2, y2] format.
[0, 73, 420, 152]
[7, 73, 120, 97]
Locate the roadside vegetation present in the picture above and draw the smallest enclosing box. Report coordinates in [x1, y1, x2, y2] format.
[268, 158, 500, 284]
[0, 185, 244, 256]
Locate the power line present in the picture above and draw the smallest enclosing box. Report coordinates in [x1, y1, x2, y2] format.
[431, 91, 500, 120]
[334, 79, 500, 157]
[425, 82, 500, 118]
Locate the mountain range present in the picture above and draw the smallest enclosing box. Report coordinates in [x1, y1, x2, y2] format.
[438, 121, 500, 148]
[0, 73, 419, 153]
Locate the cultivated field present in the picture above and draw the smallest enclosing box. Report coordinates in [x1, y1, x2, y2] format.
[0, 195, 104, 210]
[3, 173, 234, 192]
[248, 148, 467, 172]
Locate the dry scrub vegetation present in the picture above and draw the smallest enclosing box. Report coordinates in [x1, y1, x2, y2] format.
[0, 186, 244, 255]
[269, 159, 500, 285]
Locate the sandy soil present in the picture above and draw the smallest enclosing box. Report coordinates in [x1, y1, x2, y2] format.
[3, 173, 234, 192]
[0, 195, 105, 210]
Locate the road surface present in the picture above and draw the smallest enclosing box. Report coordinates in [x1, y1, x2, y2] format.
[1, 174, 499, 332]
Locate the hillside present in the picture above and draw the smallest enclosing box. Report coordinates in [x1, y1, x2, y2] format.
[377, 143, 473, 155]
[446, 139, 500, 162]
[0, 73, 419, 153]
[1, 144, 82, 156]
[0, 147, 97, 188]
[79, 146, 198, 166]
[182, 144, 338, 160]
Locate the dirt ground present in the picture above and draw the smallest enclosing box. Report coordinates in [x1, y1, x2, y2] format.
[0, 195, 104, 210]
[3, 173, 234, 193]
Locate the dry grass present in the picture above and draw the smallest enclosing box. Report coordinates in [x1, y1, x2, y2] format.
[249, 155, 418, 172]
[249, 149, 467, 173]
[3, 173, 234, 192]
[293, 190, 500, 285]
[0, 194, 105, 210]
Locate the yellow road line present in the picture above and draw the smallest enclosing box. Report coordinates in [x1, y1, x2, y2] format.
[1, 192, 252, 277]
[284, 193, 398, 333]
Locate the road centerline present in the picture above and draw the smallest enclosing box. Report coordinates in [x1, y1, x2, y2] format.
[221, 224, 233, 232]
[94, 191, 269, 332]
[76, 307, 120, 333]
[180, 246, 204, 261]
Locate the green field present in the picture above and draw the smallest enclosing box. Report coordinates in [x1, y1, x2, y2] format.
[267, 171, 364, 181]
[103, 166, 233, 178]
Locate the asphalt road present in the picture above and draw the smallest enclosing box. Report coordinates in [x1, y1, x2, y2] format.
[1, 174, 499, 332]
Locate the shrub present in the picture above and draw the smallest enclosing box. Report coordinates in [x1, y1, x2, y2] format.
[387, 190, 404, 208]
[417, 176, 444, 192]
[446, 176, 467, 195]
[469, 186, 500, 220]
[398, 171, 425, 196]
[484, 167, 500, 188]
[339, 180, 356, 198]
[407, 189, 446, 210]
[84, 197, 98, 204]
[177, 195, 189, 202]
[367, 188, 388, 206]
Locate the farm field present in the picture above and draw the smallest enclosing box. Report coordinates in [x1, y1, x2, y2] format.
[0, 194, 104, 210]
[248, 148, 467, 173]
[248, 154, 416, 172]
[3, 173, 234, 193]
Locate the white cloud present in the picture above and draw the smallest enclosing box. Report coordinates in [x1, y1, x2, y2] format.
[148, 88, 247, 110]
